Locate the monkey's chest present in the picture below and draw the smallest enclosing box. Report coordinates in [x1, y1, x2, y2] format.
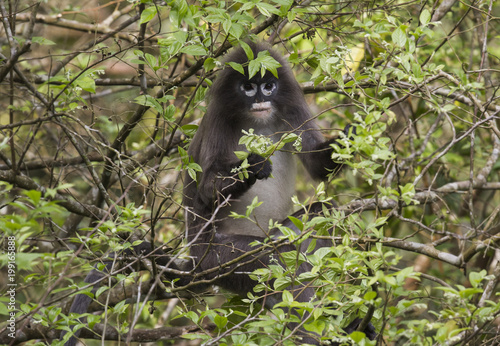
[218, 151, 297, 237]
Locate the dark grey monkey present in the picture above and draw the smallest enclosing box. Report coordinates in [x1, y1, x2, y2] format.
[62, 41, 375, 346]
[183, 41, 375, 344]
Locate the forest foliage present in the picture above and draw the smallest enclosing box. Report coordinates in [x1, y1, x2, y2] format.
[0, 0, 500, 345]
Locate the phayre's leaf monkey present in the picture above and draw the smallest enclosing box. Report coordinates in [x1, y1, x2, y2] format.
[183, 41, 375, 344]
[62, 41, 375, 345]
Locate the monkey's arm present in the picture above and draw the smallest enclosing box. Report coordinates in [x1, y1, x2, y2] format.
[298, 125, 354, 180]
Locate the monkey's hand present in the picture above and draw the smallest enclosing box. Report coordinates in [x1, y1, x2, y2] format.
[303, 123, 357, 181]
[217, 154, 272, 199]
[342, 317, 377, 340]
[246, 153, 272, 183]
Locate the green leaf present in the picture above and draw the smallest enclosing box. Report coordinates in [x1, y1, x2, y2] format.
[140, 7, 157, 24]
[458, 287, 483, 299]
[442, 104, 456, 112]
[87, 314, 101, 329]
[175, 0, 189, 17]
[214, 314, 228, 329]
[256, 2, 281, 17]
[420, 9, 431, 26]
[144, 53, 158, 69]
[0, 302, 8, 316]
[23, 190, 42, 205]
[469, 270, 487, 288]
[256, 51, 281, 78]
[204, 57, 216, 71]
[95, 286, 109, 298]
[15, 253, 42, 271]
[248, 59, 260, 79]
[222, 18, 232, 35]
[187, 164, 202, 181]
[133, 95, 162, 114]
[282, 290, 293, 304]
[180, 124, 198, 138]
[234, 151, 249, 160]
[164, 104, 176, 120]
[350, 331, 367, 342]
[227, 62, 245, 75]
[364, 291, 377, 300]
[392, 27, 406, 47]
[229, 23, 245, 39]
[287, 216, 303, 232]
[304, 319, 326, 334]
[240, 41, 254, 60]
[75, 76, 96, 93]
[180, 45, 207, 56]
[274, 277, 291, 290]
[182, 333, 209, 340]
[32, 37, 56, 45]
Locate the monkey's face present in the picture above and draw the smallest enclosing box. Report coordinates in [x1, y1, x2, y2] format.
[238, 76, 278, 122]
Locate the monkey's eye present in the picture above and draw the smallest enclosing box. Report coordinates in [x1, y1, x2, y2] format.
[260, 82, 276, 96]
[240, 83, 258, 97]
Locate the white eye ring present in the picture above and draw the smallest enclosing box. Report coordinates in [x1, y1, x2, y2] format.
[260, 82, 276, 96]
[241, 83, 258, 97]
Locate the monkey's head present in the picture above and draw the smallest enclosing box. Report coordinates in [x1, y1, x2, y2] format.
[207, 41, 305, 127]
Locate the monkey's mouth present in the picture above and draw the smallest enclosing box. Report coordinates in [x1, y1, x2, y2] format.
[250, 102, 273, 119]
